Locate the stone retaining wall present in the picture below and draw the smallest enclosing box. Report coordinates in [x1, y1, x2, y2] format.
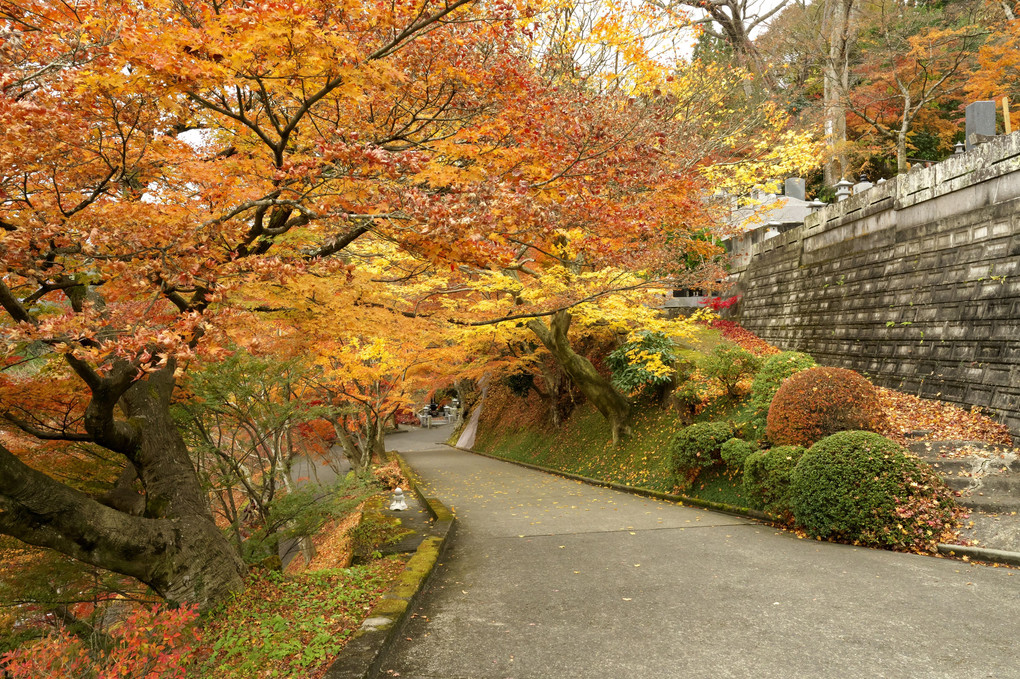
[733, 133, 1020, 434]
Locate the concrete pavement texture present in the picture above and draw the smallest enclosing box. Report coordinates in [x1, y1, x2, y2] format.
[377, 426, 1020, 679]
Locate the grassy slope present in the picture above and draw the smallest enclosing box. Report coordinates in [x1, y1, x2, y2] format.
[474, 384, 751, 507]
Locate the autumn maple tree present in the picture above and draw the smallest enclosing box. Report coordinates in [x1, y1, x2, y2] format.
[0, 0, 817, 613]
[0, 0, 535, 608]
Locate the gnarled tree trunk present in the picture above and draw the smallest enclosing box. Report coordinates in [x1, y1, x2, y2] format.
[0, 365, 245, 610]
[527, 311, 631, 444]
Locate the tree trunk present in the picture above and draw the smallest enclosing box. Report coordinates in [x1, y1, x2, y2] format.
[534, 364, 563, 428]
[372, 414, 387, 462]
[333, 418, 370, 472]
[823, 0, 855, 185]
[896, 129, 908, 175]
[527, 311, 631, 444]
[0, 367, 245, 610]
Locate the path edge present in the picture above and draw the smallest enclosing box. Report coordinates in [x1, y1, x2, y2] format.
[454, 445, 1020, 568]
[451, 444, 769, 521]
[323, 453, 455, 679]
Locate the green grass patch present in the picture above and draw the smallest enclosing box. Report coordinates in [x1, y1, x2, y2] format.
[476, 399, 750, 505]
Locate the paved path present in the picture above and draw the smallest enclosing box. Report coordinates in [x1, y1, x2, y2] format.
[381, 427, 1020, 679]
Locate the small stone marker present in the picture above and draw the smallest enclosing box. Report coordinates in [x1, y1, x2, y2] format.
[390, 487, 408, 511]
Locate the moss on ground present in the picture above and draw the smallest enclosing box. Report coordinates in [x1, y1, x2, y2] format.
[475, 397, 750, 507]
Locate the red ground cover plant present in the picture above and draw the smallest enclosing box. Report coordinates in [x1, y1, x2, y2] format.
[709, 320, 780, 357]
[700, 295, 741, 312]
[1, 605, 200, 679]
[766, 367, 886, 446]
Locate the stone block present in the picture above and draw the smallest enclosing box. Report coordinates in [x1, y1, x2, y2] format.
[985, 368, 1012, 387]
[966, 386, 993, 407]
[977, 343, 1003, 360]
[992, 390, 1020, 411]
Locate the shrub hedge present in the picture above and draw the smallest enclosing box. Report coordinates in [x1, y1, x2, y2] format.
[720, 438, 756, 473]
[669, 421, 733, 488]
[789, 431, 957, 551]
[699, 345, 761, 397]
[742, 445, 806, 519]
[765, 366, 884, 446]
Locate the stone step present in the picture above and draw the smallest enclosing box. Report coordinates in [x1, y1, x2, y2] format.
[906, 440, 1019, 513]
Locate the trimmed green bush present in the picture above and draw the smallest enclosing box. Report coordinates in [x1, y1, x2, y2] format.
[699, 345, 762, 397]
[720, 438, 756, 473]
[746, 352, 816, 436]
[669, 421, 733, 488]
[765, 367, 884, 447]
[742, 445, 806, 519]
[790, 431, 958, 551]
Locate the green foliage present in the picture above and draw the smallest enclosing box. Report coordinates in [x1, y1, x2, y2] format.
[670, 357, 709, 412]
[765, 367, 884, 447]
[193, 561, 399, 678]
[742, 445, 806, 519]
[175, 348, 346, 556]
[699, 344, 762, 397]
[720, 438, 756, 473]
[349, 512, 414, 563]
[178, 349, 333, 440]
[790, 431, 958, 551]
[241, 477, 374, 567]
[746, 351, 816, 437]
[606, 332, 680, 397]
[669, 421, 734, 488]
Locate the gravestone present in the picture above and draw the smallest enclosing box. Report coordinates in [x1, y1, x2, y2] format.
[965, 101, 996, 151]
[784, 177, 805, 201]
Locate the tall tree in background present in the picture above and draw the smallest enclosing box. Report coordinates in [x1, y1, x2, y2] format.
[664, 0, 790, 89]
[846, 0, 984, 173]
[821, 0, 856, 183]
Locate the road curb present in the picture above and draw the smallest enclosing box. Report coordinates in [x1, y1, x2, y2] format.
[454, 445, 1020, 569]
[450, 444, 770, 522]
[323, 453, 455, 679]
[936, 543, 1020, 567]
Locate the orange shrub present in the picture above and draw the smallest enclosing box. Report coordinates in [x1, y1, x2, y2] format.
[765, 367, 884, 446]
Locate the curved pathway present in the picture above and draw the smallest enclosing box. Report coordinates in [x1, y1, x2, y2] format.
[381, 426, 1020, 679]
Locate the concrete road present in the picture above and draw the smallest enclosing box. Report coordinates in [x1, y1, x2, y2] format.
[380, 426, 1020, 679]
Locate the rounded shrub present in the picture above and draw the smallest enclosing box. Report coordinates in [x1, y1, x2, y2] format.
[742, 445, 806, 520]
[720, 438, 756, 473]
[790, 431, 958, 551]
[669, 421, 733, 488]
[765, 366, 884, 447]
[747, 352, 816, 435]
